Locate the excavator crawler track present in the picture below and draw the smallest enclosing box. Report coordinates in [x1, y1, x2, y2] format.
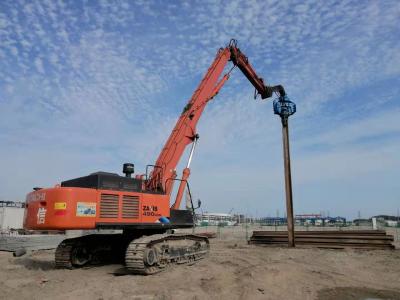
[55, 239, 75, 269]
[125, 234, 209, 275]
[54, 234, 129, 269]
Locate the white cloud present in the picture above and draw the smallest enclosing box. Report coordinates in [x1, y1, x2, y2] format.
[34, 57, 45, 74]
[299, 109, 400, 149]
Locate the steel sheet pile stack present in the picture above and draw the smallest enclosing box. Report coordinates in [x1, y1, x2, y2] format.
[249, 230, 395, 250]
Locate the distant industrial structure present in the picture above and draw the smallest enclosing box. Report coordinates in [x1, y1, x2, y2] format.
[195, 212, 348, 227]
[295, 214, 346, 226]
[373, 215, 399, 227]
[260, 214, 346, 226]
[195, 213, 236, 226]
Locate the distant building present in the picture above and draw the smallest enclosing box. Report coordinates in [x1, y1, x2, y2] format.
[260, 217, 287, 226]
[259, 215, 346, 226]
[373, 215, 399, 221]
[352, 218, 372, 226]
[373, 215, 399, 227]
[385, 220, 399, 227]
[295, 215, 346, 226]
[353, 215, 399, 227]
[195, 213, 236, 226]
[0, 201, 25, 230]
[235, 214, 245, 224]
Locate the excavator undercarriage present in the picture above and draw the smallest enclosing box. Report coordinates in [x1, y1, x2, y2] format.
[54, 231, 209, 274]
[125, 234, 209, 275]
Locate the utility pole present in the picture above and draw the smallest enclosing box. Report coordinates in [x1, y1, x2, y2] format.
[397, 208, 399, 243]
[274, 95, 296, 247]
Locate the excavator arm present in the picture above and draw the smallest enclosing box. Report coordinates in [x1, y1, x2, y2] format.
[147, 40, 286, 209]
[229, 39, 286, 99]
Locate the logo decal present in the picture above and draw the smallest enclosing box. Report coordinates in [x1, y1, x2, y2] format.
[37, 207, 47, 224]
[143, 205, 161, 217]
[76, 202, 96, 217]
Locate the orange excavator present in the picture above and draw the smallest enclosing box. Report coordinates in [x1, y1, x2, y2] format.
[23, 39, 286, 274]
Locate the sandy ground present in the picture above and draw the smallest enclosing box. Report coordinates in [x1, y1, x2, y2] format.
[0, 234, 399, 300]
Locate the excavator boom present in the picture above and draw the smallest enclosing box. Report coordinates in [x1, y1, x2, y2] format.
[147, 39, 285, 209]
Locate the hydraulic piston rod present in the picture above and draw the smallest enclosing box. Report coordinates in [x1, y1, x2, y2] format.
[172, 135, 199, 210]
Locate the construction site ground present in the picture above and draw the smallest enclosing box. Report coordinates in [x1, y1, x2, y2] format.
[0, 226, 399, 300]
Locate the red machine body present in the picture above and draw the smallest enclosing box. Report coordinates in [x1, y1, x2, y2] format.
[24, 187, 170, 230]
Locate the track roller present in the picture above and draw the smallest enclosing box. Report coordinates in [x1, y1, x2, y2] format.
[125, 234, 209, 275]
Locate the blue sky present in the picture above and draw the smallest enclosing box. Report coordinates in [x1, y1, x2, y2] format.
[0, 0, 399, 219]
